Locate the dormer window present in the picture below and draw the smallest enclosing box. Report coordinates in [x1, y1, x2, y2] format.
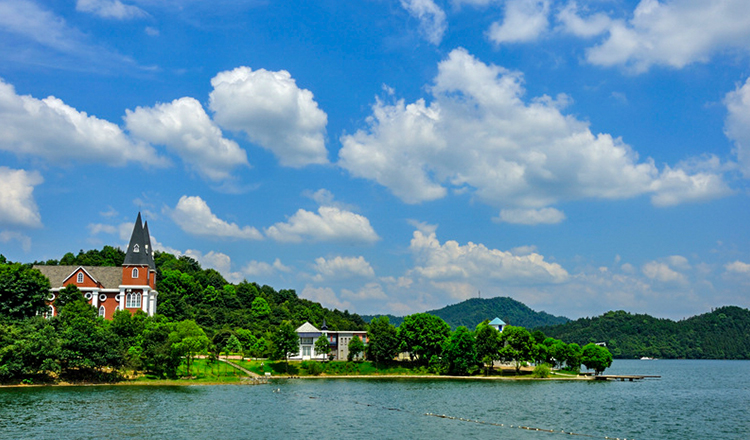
[77, 272, 84, 283]
[133, 244, 140, 253]
[145, 244, 149, 254]
[132, 268, 139, 279]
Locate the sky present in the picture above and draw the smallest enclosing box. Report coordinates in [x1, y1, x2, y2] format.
[1, 0, 750, 320]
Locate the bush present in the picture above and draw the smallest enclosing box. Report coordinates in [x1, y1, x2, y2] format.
[302, 361, 324, 376]
[532, 364, 552, 378]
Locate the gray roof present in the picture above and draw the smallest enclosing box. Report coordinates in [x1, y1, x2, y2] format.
[123, 213, 153, 267]
[33, 265, 122, 289]
[296, 322, 321, 333]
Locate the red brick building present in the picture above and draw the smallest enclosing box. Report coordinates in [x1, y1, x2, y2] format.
[34, 213, 158, 319]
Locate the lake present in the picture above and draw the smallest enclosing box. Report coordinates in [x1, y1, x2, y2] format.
[0, 360, 748, 439]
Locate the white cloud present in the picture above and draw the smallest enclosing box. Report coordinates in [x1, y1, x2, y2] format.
[583, 0, 750, 72]
[724, 78, 750, 178]
[169, 195, 263, 240]
[87, 223, 118, 235]
[0, 231, 31, 252]
[341, 282, 388, 300]
[265, 206, 379, 243]
[76, 0, 147, 20]
[556, 1, 612, 38]
[409, 228, 569, 284]
[725, 260, 750, 275]
[301, 285, 352, 311]
[0, 78, 165, 167]
[312, 256, 375, 282]
[339, 49, 728, 212]
[495, 207, 566, 225]
[487, 0, 550, 44]
[242, 258, 292, 277]
[125, 97, 249, 181]
[0, 167, 43, 229]
[209, 66, 328, 167]
[400, 0, 447, 45]
[642, 260, 687, 284]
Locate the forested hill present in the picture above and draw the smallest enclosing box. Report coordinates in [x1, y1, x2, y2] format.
[363, 297, 570, 329]
[539, 306, 750, 360]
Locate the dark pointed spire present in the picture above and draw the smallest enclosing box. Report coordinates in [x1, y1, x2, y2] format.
[123, 213, 151, 266]
[143, 220, 156, 270]
[321, 318, 328, 330]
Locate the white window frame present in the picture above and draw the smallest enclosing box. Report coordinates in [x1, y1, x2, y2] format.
[98, 306, 105, 317]
[133, 244, 139, 253]
[132, 268, 139, 278]
[126, 292, 141, 308]
[77, 272, 84, 283]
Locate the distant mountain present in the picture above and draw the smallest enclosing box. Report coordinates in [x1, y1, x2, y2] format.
[362, 297, 570, 329]
[539, 306, 750, 359]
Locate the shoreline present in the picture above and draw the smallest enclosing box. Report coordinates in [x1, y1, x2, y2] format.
[0, 373, 589, 388]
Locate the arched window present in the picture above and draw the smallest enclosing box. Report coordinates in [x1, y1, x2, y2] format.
[98, 306, 105, 317]
[44, 305, 54, 319]
[132, 268, 139, 279]
[126, 293, 142, 308]
[77, 272, 84, 283]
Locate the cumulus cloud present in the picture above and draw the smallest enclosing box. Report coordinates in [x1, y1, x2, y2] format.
[400, 0, 447, 45]
[0, 231, 31, 252]
[312, 256, 375, 282]
[0, 167, 43, 229]
[169, 195, 263, 240]
[242, 258, 292, 277]
[724, 78, 750, 178]
[581, 0, 750, 72]
[209, 66, 328, 167]
[556, 1, 612, 38]
[488, 0, 550, 44]
[265, 206, 379, 243]
[76, 0, 147, 20]
[725, 261, 750, 275]
[125, 97, 249, 181]
[341, 282, 388, 300]
[339, 49, 728, 213]
[642, 260, 687, 285]
[0, 79, 165, 166]
[495, 207, 566, 225]
[409, 228, 569, 284]
[301, 285, 352, 311]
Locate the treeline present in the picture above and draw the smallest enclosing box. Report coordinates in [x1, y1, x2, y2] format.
[365, 314, 612, 376]
[539, 307, 750, 359]
[363, 297, 569, 329]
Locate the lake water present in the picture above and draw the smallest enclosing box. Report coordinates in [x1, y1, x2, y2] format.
[0, 360, 748, 440]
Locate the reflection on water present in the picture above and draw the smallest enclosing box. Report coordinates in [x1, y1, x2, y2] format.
[1, 360, 748, 440]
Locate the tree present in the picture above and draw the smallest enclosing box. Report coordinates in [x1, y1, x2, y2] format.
[272, 321, 299, 373]
[366, 316, 399, 363]
[0, 263, 50, 319]
[226, 334, 243, 355]
[251, 297, 271, 319]
[347, 335, 364, 361]
[169, 320, 209, 377]
[499, 325, 534, 374]
[565, 343, 582, 371]
[443, 326, 478, 376]
[581, 343, 613, 375]
[140, 318, 180, 378]
[397, 313, 450, 365]
[314, 334, 331, 359]
[475, 322, 501, 374]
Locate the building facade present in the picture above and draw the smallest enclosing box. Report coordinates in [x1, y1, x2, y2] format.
[34, 213, 159, 319]
[292, 321, 368, 361]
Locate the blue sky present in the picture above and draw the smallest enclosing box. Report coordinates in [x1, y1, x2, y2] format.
[2, 0, 750, 320]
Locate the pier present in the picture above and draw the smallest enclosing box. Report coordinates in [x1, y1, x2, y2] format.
[591, 374, 661, 381]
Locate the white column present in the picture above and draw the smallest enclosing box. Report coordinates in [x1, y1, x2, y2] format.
[92, 291, 99, 308]
[150, 292, 158, 316]
[119, 289, 125, 310]
[142, 290, 149, 313]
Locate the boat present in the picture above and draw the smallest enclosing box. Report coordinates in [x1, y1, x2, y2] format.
[640, 356, 657, 360]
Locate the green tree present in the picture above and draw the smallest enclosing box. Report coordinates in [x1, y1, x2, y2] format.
[251, 297, 271, 319]
[581, 343, 613, 375]
[226, 334, 243, 355]
[443, 326, 478, 376]
[366, 316, 399, 363]
[347, 335, 364, 361]
[141, 318, 180, 378]
[169, 320, 209, 377]
[475, 322, 501, 374]
[565, 343, 582, 371]
[397, 313, 450, 365]
[0, 263, 50, 319]
[499, 325, 534, 374]
[314, 334, 331, 359]
[272, 321, 299, 373]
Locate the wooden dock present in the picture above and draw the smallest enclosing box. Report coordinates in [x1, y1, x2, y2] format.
[591, 374, 661, 381]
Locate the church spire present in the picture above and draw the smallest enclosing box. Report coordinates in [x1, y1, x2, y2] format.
[123, 213, 151, 266]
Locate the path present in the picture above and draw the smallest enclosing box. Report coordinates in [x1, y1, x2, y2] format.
[217, 358, 260, 378]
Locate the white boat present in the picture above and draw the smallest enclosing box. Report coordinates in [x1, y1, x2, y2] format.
[640, 356, 657, 360]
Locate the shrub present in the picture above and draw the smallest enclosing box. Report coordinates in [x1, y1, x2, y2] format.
[532, 364, 552, 378]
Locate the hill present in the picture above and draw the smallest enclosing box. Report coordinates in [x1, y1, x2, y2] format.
[363, 297, 569, 329]
[539, 306, 750, 359]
